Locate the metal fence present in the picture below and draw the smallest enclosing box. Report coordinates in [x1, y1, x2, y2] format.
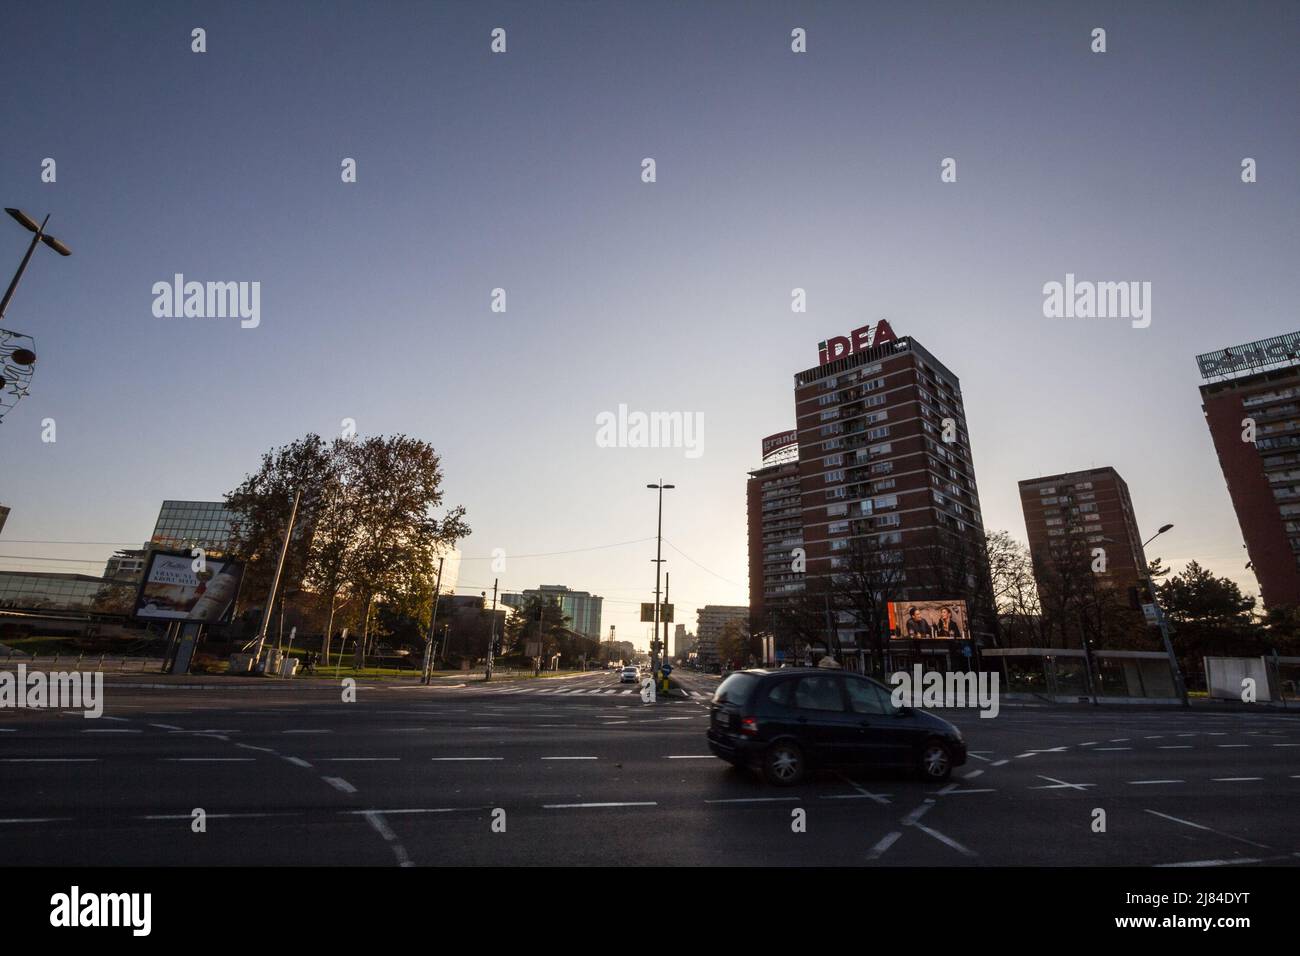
[0, 651, 167, 673]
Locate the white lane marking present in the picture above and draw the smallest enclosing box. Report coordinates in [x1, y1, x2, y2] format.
[0, 757, 98, 762]
[620, 690, 634, 696]
[139, 812, 290, 820]
[1094, 747, 1132, 751]
[1273, 743, 1300, 747]
[901, 800, 934, 826]
[602, 721, 630, 725]
[1213, 777, 1263, 782]
[431, 756, 504, 761]
[362, 810, 413, 867]
[991, 759, 1010, 767]
[966, 752, 992, 762]
[1078, 742, 1097, 747]
[1030, 776, 1094, 791]
[1128, 779, 1185, 785]
[1217, 744, 1249, 748]
[283, 729, 332, 734]
[1158, 745, 1193, 749]
[834, 774, 892, 805]
[148, 723, 184, 730]
[0, 817, 73, 823]
[1109, 738, 1130, 742]
[321, 757, 401, 762]
[1156, 858, 1266, 868]
[82, 729, 141, 734]
[1144, 809, 1271, 849]
[867, 831, 902, 860]
[963, 769, 985, 779]
[543, 802, 657, 809]
[235, 743, 278, 754]
[162, 758, 255, 762]
[914, 823, 977, 857]
[322, 776, 357, 793]
[541, 756, 598, 761]
[666, 755, 713, 759]
[704, 797, 799, 804]
[0, 729, 17, 732]
[340, 808, 478, 815]
[284, 756, 313, 768]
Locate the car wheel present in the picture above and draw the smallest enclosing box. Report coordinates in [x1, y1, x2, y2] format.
[918, 739, 953, 782]
[762, 741, 805, 786]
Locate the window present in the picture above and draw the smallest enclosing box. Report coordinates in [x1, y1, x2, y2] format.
[825, 470, 845, 483]
[765, 680, 795, 709]
[874, 495, 898, 510]
[867, 426, 890, 440]
[827, 504, 848, 517]
[824, 454, 843, 467]
[829, 521, 850, 534]
[846, 678, 895, 715]
[794, 675, 846, 712]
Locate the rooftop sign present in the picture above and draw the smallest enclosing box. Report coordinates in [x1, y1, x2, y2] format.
[817, 320, 898, 366]
[1196, 331, 1300, 381]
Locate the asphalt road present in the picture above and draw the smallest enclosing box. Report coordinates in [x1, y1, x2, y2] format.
[1, 669, 1297, 866]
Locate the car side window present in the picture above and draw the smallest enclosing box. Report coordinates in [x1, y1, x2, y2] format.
[793, 675, 847, 712]
[846, 677, 892, 715]
[765, 679, 795, 709]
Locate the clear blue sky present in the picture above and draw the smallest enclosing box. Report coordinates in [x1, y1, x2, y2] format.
[2, 1, 1297, 648]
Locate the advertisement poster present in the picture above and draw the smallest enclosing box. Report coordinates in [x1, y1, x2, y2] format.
[133, 551, 244, 622]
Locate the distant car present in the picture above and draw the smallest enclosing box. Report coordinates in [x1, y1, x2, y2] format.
[706, 668, 966, 785]
[619, 666, 639, 684]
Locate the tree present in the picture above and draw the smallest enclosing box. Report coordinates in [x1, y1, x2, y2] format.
[985, 531, 1044, 647]
[716, 619, 748, 669]
[505, 595, 571, 665]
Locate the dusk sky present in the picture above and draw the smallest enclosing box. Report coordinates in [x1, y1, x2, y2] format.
[2, 1, 1297, 648]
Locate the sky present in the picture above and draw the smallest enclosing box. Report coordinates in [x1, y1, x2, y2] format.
[1, 1, 1298, 649]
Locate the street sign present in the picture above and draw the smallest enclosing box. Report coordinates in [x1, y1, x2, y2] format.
[661, 663, 673, 676]
[1141, 604, 1159, 627]
[640, 602, 674, 623]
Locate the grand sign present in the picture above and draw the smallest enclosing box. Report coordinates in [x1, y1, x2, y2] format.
[817, 320, 898, 366]
[761, 429, 797, 460]
[1196, 331, 1300, 381]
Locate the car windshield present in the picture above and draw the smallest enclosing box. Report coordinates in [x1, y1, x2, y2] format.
[712, 672, 758, 705]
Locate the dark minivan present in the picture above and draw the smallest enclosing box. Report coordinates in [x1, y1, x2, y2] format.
[706, 668, 966, 785]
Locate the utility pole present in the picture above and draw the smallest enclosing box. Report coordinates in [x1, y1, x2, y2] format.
[485, 578, 498, 681]
[663, 571, 671, 666]
[422, 556, 445, 685]
[252, 488, 301, 669]
[647, 481, 674, 689]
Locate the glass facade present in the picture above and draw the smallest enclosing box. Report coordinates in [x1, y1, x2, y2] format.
[150, 500, 233, 553]
[0, 572, 104, 612]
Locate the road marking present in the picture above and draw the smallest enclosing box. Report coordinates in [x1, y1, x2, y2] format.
[991, 759, 1010, 767]
[322, 776, 357, 793]
[1078, 742, 1097, 747]
[82, 728, 141, 734]
[543, 802, 657, 809]
[1030, 776, 1094, 791]
[1213, 777, 1263, 782]
[1156, 858, 1266, 868]
[1109, 738, 1130, 742]
[902, 800, 934, 826]
[139, 812, 289, 820]
[1144, 809, 1271, 849]
[162, 758, 255, 762]
[914, 823, 977, 857]
[1094, 747, 1132, 751]
[0, 757, 98, 762]
[283, 729, 332, 734]
[1127, 779, 1185, 785]
[541, 756, 598, 761]
[0, 817, 73, 824]
[963, 769, 985, 779]
[362, 810, 413, 867]
[431, 757, 504, 761]
[667, 755, 713, 759]
[284, 756, 313, 768]
[966, 752, 992, 762]
[0, 729, 17, 733]
[148, 723, 184, 730]
[1158, 745, 1193, 750]
[321, 757, 401, 762]
[834, 774, 891, 805]
[1217, 744, 1250, 748]
[704, 797, 799, 804]
[1273, 743, 1300, 747]
[1014, 752, 1037, 759]
[867, 831, 902, 859]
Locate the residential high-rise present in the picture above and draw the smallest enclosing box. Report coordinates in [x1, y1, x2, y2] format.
[695, 605, 749, 666]
[500, 584, 603, 639]
[1019, 467, 1148, 594]
[1197, 332, 1300, 608]
[747, 430, 802, 641]
[789, 321, 991, 671]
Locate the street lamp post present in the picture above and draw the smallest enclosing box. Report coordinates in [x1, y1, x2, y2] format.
[1141, 524, 1189, 708]
[647, 481, 674, 686]
[1, 208, 71, 323]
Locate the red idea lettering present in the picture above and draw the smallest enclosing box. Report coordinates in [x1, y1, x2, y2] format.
[816, 320, 898, 365]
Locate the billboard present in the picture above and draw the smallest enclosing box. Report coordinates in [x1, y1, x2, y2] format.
[1196, 331, 1300, 380]
[817, 320, 898, 366]
[887, 600, 968, 640]
[133, 550, 244, 622]
[761, 429, 798, 460]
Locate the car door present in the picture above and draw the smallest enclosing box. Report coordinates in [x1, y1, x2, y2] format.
[790, 673, 858, 765]
[844, 676, 912, 767]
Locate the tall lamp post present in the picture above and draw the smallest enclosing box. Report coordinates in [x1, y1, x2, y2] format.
[1, 209, 71, 422]
[1140, 524, 1188, 708]
[647, 481, 674, 685]
[1, 208, 71, 323]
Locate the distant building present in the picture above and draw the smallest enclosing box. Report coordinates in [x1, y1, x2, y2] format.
[150, 500, 233, 553]
[1019, 467, 1148, 594]
[1197, 335, 1300, 608]
[501, 584, 603, 639]
[0, 571, 104, 614]
[696, 605, 749, 665]
[747, 450, 803, 646]
[103, 549, 148, 583]
[0, 504, 10, 536]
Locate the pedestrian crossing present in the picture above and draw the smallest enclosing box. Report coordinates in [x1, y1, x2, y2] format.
[480, 685, 639, 697]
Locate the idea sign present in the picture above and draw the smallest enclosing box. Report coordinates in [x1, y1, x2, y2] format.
[817, 320, 898, 366]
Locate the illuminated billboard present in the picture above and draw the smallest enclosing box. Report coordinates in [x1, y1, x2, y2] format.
[887, 600, 968, 640]
[133, 550, 244, 622]
[1196, 331, 1300, 381]
[761, 429, 797, 461]
[817, 320, 898, 366]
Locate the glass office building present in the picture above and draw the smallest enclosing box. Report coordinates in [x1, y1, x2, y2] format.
[0, 571, 105, 613]
[150, 500, 233, 553]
